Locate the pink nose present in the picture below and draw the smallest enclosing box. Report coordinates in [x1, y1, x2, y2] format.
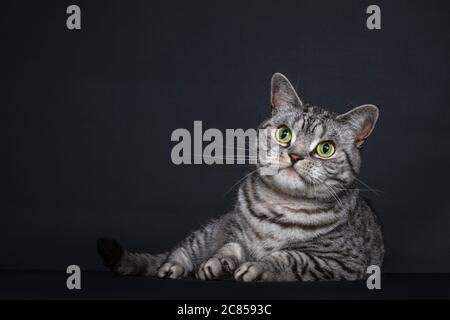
[289, 153, 303, 164]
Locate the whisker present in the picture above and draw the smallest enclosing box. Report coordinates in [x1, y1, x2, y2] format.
[333, 187, 386, 194]
[192, 154, 260, 160]
[353, 177, 385, 195]
[320, 181, 344, 208]
[223, 169, 260, 196]
[223, 145, 255, 151]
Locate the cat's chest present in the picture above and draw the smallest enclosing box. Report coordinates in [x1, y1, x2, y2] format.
[241, 222, 312, 259]
[238, 206, 341, 259]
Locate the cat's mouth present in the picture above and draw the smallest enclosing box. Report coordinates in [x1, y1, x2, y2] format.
[279, 165, 316, 185]
[280, 165, 303, 179]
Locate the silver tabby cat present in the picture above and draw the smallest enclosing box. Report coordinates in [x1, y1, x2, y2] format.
[98, 73, 384, 282]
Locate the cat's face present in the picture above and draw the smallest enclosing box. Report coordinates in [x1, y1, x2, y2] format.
[257, 73, 379, 198]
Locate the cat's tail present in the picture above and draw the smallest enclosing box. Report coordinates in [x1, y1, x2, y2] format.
[97, 238, 168, 277]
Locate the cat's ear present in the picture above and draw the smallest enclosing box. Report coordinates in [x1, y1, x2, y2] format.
[337, 104, 379, 148]
[271, 73, 304, 113]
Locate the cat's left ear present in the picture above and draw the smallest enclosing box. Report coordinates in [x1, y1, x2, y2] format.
[337, 104, 379, 148]
[271, 73, 304, 113]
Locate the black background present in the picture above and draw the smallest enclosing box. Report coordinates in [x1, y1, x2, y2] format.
[2, 0, 450, 274]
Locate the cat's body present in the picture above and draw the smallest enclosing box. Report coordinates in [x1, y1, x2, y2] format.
[98, 73, 384, 281]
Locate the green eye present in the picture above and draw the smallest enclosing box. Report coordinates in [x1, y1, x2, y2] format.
[275, 126, 292, 144]
[316, 141, 335, 158]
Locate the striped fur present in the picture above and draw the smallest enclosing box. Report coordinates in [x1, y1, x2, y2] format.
[98, 73, 384, 281]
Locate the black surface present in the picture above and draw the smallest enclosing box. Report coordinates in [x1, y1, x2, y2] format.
[1, 271, 449, 300]
[2, 0, 450, 274]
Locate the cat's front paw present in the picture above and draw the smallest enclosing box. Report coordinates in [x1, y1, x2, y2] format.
[157, 261, 186, 279]
[234, 262, 273, 282]
[196, 256, 237, 280]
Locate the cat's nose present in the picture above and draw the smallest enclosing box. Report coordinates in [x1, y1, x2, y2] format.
[288, 153, 303, 164]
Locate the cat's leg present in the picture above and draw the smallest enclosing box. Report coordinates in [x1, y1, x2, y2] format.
[234, 250, 364, 282]
[157, 220, 225, 280]
[157, 247, 194, 279]
[196, 242, 244, 280]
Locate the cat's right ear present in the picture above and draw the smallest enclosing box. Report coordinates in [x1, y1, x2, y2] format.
[337, 104, 379, 148]
[271, 73, 304, 114]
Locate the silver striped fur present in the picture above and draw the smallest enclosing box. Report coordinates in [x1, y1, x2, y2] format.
[98, 73, 384, 281]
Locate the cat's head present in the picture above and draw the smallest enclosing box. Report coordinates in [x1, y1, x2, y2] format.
[257, 73, 379, 198]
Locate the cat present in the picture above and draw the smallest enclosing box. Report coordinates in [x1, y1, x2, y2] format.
[97, 73, 384, 282]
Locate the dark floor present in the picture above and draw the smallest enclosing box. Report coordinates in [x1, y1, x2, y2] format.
[1, 271, 449, 300]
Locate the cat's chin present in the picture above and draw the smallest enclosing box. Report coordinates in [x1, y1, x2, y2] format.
[263, 168, 310, 197]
